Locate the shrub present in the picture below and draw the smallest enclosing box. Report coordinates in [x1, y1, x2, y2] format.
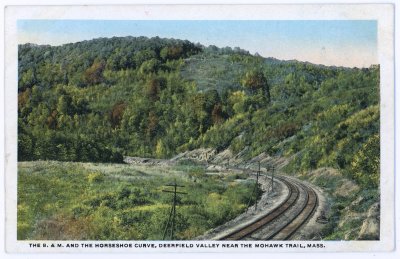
[351, 134, 379, 188]
[87, 172, 104, 184]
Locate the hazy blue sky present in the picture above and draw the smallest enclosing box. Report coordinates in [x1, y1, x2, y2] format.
[18, 20, 377, 67]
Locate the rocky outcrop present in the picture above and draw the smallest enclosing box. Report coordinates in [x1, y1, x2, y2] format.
[170, 148, 217, 163]
[358, 203, 380, 240]
[123, 156, 171, 166]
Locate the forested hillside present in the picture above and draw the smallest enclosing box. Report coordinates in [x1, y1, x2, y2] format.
[18, 36, 379, 189]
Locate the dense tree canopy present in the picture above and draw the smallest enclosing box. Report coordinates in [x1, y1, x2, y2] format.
[18, 36, 379, 188]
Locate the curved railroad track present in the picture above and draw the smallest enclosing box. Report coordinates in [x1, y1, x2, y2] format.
[219, 174, 318, 240]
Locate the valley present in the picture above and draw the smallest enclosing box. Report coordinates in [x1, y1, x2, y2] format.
[17, 36, 380, 240]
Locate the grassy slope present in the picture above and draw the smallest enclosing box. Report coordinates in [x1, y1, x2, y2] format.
[18, 161, 255, 240]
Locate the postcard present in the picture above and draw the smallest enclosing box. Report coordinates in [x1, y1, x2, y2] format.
[3, 3, 395, 254]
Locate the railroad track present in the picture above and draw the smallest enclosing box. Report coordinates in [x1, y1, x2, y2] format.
[219, 175, 318, 240]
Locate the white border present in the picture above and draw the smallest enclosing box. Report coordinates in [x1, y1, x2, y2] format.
[1, 1, 397, 257]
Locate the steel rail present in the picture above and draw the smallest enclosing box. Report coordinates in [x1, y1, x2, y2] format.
[220, 177, 299, 240]
[219, 172, 318, 240]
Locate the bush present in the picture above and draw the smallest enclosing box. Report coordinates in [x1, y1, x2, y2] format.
[351, 134, 379, 188]
[87, 172, 104, 184]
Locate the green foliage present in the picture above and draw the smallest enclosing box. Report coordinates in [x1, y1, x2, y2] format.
[110, 102, 127, 128]
[350, 134, 379, 188]
[139, 58, 160, 74]
[84, 59, 106, 86]
[19, 68, 36, 90]
[17, 161, 255, 240]
[18, 36, 379, 189]
[160, 45, 183, 60]
[241, 69, 270, 102]
[87, 172, 104, 184]
[17, 36, 380, 243]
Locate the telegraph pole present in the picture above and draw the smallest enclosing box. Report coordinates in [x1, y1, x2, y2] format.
[271, 165, 275, 192]
[246, 161, 262, 212]
[162, 181, 187, 240]
[255, 161, 261, 210]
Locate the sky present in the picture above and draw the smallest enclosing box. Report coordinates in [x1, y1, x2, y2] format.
[18, 20, 378, 68]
